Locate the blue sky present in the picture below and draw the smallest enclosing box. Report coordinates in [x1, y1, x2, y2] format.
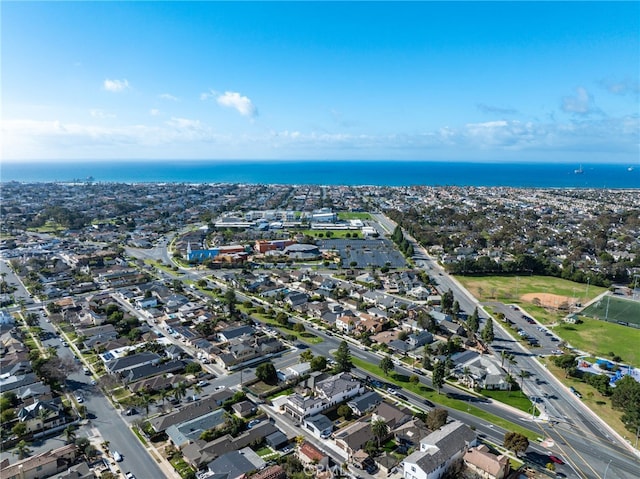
[2, 1, 639, 163]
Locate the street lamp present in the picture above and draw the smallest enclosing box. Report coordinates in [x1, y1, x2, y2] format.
[603, 459, 612, 479]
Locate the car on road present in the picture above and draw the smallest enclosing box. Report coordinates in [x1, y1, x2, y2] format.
[423, 399, 435, 407]
[75, 394, 84, 403]
[197, 380, 209, 387]
[112, 451, 123, 462]
[548, 455, 564, 465]
[125, 472, 136, 479]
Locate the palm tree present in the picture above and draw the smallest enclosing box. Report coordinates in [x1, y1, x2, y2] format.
[64, 425, 76, 444]
[518, 370, 532, 395]
[500, 350, 508, 368]
[37, 406, 52, 431]
[192, 383, 204, 397]
[160, 388, 171, 406]
[462, 366, 473, 388]
[371, 418, 389, 448]
[137, 392, 155, 416]
[174, 381, 187, 402]
[507, 354, 517, 375]
[13, 440, 31, 459]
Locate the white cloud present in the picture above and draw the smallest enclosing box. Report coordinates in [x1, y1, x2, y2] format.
[150, 109, 160, 116]
[159, 93, 178, 101]
[90, 109, 115, 119]
[200, 90, 216, 101]
[561, 87, 593, 115]
[103, 79, 130, 92]
[215, 91, 257, 118]
[599, 78, 640, 96]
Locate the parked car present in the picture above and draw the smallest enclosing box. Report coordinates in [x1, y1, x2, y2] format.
[247, 419, 261, 429]
[125, 472, 136, 479]
[112, 451, 123, 462]
[549, 455, 564, 465]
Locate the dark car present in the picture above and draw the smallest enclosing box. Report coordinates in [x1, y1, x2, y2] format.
[423, 399, 435, 407]
[549, 455, 564, 465]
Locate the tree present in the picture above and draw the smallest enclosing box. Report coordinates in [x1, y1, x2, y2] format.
[503, 431, 529, 456]
[64, 425, 77, 444]
[467, 308, 479, 334]
[333, 341, 353, 373]
[426, 408, 448, 430]
[256, 362, 278, 384]
[13, 440, 31, 459]
[310, 356, 327, 371]
[432, 360, 446, 394]
[518, 370, 531, 393]
[293, 322, 305, 333]
[481, 318, 495, 343]
[371, 418, 389, 447]
[553, 354, 578, 378]
[174, 381, 188, 402]
[185, 362, 202, 375]
[610, 376, 640, 434]
[12, 421, 27, 438]
[224, 288, 237, 318]
[299, 350, 314, 362]
[379, 355, 394, 376]
[337, 404, 352, 420]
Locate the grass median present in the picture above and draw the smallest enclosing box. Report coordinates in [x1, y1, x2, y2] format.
[352, 358, 538, 441]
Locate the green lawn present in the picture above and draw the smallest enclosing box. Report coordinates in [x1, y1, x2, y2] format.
[299, 229, 361, 239]
[337, 212, 373, 220]
[481, 390, 537, 415]
[554, 317, 640, 367]
[352, 358, 538, 440]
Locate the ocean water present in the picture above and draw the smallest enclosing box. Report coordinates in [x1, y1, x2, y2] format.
[1, 160, 639, 188]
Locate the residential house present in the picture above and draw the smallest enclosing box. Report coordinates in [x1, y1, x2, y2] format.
[217, 325, 255, 342]
[182, 422, 278, 468]
[347, 391, 382, 416]
[166, 408, 227, 448]
[252, 465, 287, 479]
[231, 400, 256, 418]
[438, 319, 466, 337]
[463, 445, 510, 479]
[298, 441, 330, 468]
[16, 398, 67, 433]
[303, 414, 333, 438]
[149, 395, 230, 433]
[122, 359, 185, 384]
[336, 315, 359, 334]
[452, 351, 508, 391]
[104, 352, 160, 375]
[0, 444, 77, 479]
[407, 331, 434, 349]
[401, 421, 477, 479]
[206, 447, 266, 478]
[285, 291, 309, 308]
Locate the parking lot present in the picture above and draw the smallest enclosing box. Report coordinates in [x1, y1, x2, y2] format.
[316, 238, 406, 269]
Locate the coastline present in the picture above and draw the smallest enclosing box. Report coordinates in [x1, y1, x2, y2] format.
[1, 160, 639, 189]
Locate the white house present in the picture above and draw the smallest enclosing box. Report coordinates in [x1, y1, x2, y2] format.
[402, 421, 477, 479]
[283, 373, 364, 421]
[336, 315, 359, 334]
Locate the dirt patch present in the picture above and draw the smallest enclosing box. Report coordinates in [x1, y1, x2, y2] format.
[521, 292, 576, 310]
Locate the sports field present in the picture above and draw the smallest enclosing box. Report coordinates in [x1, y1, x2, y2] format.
[581, 295, 640, 327]
[457, 275, 607, 310]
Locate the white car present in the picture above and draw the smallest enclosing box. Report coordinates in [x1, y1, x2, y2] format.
[112, 451, 123, 462]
